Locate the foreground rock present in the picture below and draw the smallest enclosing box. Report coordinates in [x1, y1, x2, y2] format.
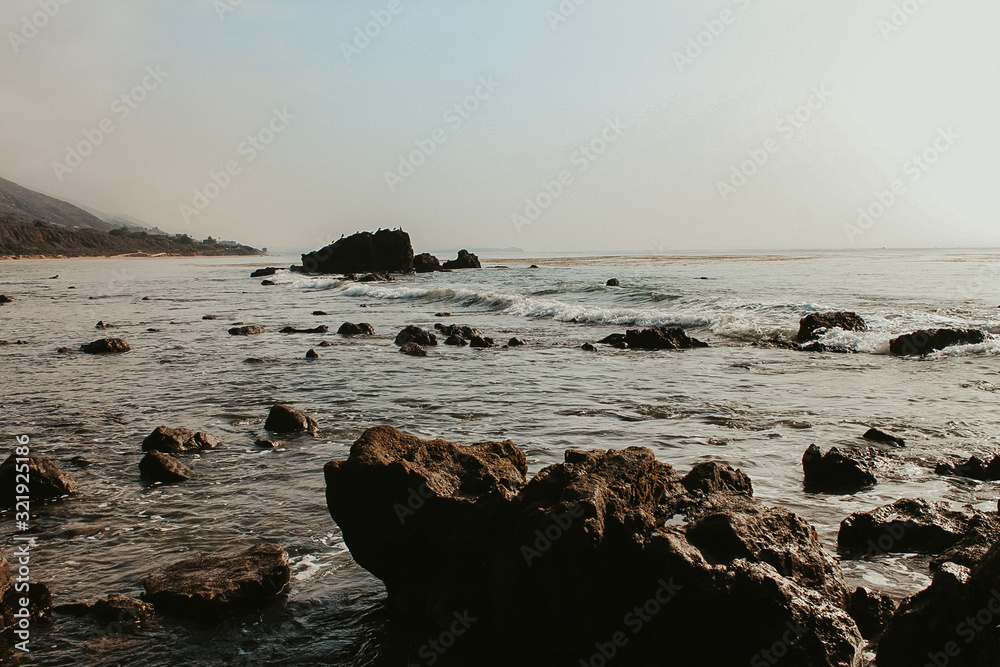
[301, 229, 414, 274]
[325, 426, 863, 665]
[395, 325, 437, 346]
[441, 249, 481, 270]
[802, 445, 878, 494]
[337, 322, 375, 336]
[599, 326, 708, 350]
[141, 427, 221, 453]
[143, 544, 290, 612]
[139, 451, 193, 483]
[228, 325, 265, 336]
[838, 498, 974, 556]
[81, 338, 130, 354]
[0, 454, 78, 507]
[797, 312, 867, 342]
[265, 404, 317, 434]
[889, 328, 986, 356]
[877, 541, 1000, 666]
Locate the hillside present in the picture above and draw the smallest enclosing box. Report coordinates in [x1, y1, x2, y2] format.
[0, 217, 263, 258]
[0, 176, 112, 231]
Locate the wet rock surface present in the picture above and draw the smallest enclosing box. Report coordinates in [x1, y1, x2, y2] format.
[139, 451, 194, 483]
[141, 427, 221, 453]
[838, 498, 977, 556]
[81, 338, 131, 354]
[797, 312, 867, 342]
[889, 328, 986, 356]
[802, 445, 879, 494]
[264, 404, 317, 435]
[0, 453, 78, 506]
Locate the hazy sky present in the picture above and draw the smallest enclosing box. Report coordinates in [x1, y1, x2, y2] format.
[2, 1, 998, 253]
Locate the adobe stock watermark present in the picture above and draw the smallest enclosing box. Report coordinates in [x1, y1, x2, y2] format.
[878, 0, 931, 40]
[674, 0, 756, 73]
[717, 85, 833, 201]
[12, 434, 34, 653]
[520, 503, 585, 566]
[341, 0, 404, 63]
[546, 0, 593, 31]
[511, 118, 626, 233]
[844, 126, 959, 243]
[179, 107, 295, 224]
[8, 0, 71, 55]
[577, 578, 682, 667]
[384, 76, 501, 192]
[922, 588, 1000, 667]
[407, 610, 477, 667]
[51, 66, 169, 182]
[214, 0, 243, 21]
[750, 621, 809, 666]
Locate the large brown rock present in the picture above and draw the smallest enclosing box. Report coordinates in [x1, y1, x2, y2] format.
[802, 445, 878, 494]
[301, 229, 414, 274]
[139, 451, 193, 483]
[141, 426, 221, 453]
[0, 454, 78, 507]
[797, 312, 867, 342]
[324, 426, 862, 666]
[264, 404, 317, 434]
[143, 544, 290, 612]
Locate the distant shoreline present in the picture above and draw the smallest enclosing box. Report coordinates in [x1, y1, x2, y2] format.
[0, 251, 268, 262]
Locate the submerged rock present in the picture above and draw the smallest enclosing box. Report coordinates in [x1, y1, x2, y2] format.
[599, 326, 707, 350]
[142, 543, 290, 612]
[606, 278, 620, 286]
[264, 404, 317, 434]
[889, 328, 985, 356]
[301, 229, 414, 274]
[279, 325, 329, 334]
[81, 338, 130, 354]
[441, 249, 481, 270]
[250, 267, 280, 278]
[337, 322, 374, 336]
[139, 451, 193, 483]
[838, 498, 973, 556]
[797, 312, 867, 342]
[95, 320, 115, 329]
[399, 342, 427, 357]
[507, 338, 525, 347]
[228, 325, 265, 336]
[413, 253, 440, 273]
[141, 427, 221, 453]
[395, 326, 437, 347]
[802, 445, 878, 494]
[0, 454, 78, 506]
[324, 426, 862, 665]
[581, 343, 596, 351]
[863, 428, 905, 447]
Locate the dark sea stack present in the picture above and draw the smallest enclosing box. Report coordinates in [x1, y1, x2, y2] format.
[796, 311, 867, 342]
[606, 278, 620, 286]
[337, 322, 374, 336]
[228, 325, 265, 336]
[802, 445, 878, 494]
[399, 342, 427, 357]
[889, 328, 986, 356]
[301, 229, 414, 274]
[413, 252, 440, 273]
[139, 451, 193, 483]
[617, 326, 708, 350]
[324, 427, 863, 665]
[250, 267, 280, 278]
[876, 546, 1000, 667]
[838, 498, 972, 556]
[442, 249, 481, 270]
[142, 543, 290, 612]
[847, 587, 896, 641]
[0, 454, 78, 506]
[279, 325, 329, 334]
[141, 427, 221, 453]
[394, 325, 437, 346]
[863, 427, 905, 447]
[81, 338, 130, 354]
[265, 404, 317, 434]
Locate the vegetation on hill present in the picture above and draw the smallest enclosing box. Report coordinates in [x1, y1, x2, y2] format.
[0, 216, 263, 258]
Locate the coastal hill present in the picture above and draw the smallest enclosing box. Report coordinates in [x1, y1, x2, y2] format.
[0, 176, 263, 258]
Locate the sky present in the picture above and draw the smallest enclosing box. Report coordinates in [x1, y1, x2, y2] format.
[1, 0, 998, 254]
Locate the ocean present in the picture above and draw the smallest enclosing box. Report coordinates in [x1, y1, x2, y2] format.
[2, 249, 999, 665]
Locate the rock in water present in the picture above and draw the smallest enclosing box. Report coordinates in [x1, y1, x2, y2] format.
[863, 427, 905, 447]
[838, 498, 973, 556]
[279, 325, 328, 334]
[797, 312, 867, 342]
[413, 253, 440, 273]
[228, 326, 265, 336]
[395, 326, 437, 346]
[141, 427, 221, 453]
[399, 342, 427, 357]
[444, 334, 467, 347]
[0, 454, 78, 506]
[507, 338, 525, 347]
[337, 322, 375, 336]
[264, 404, 317, 434]
[139, 451, 193, 483]
[441, 249, 481, 270]
[305, 348, 320, 359]
[301, 229, 414, 274]
[0, 295, 14, 304]
[802, 445, 878, 493]
[599, 326, 708, 350]
[95, 320, 114, 329]
[324, 426, 863, 665]
[142, 543, 290, 611]
[250, 267, 280, 277]
[81, 338, 130, 354]
[889, 328, 985, 356]
[606, 278, 620, 286]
